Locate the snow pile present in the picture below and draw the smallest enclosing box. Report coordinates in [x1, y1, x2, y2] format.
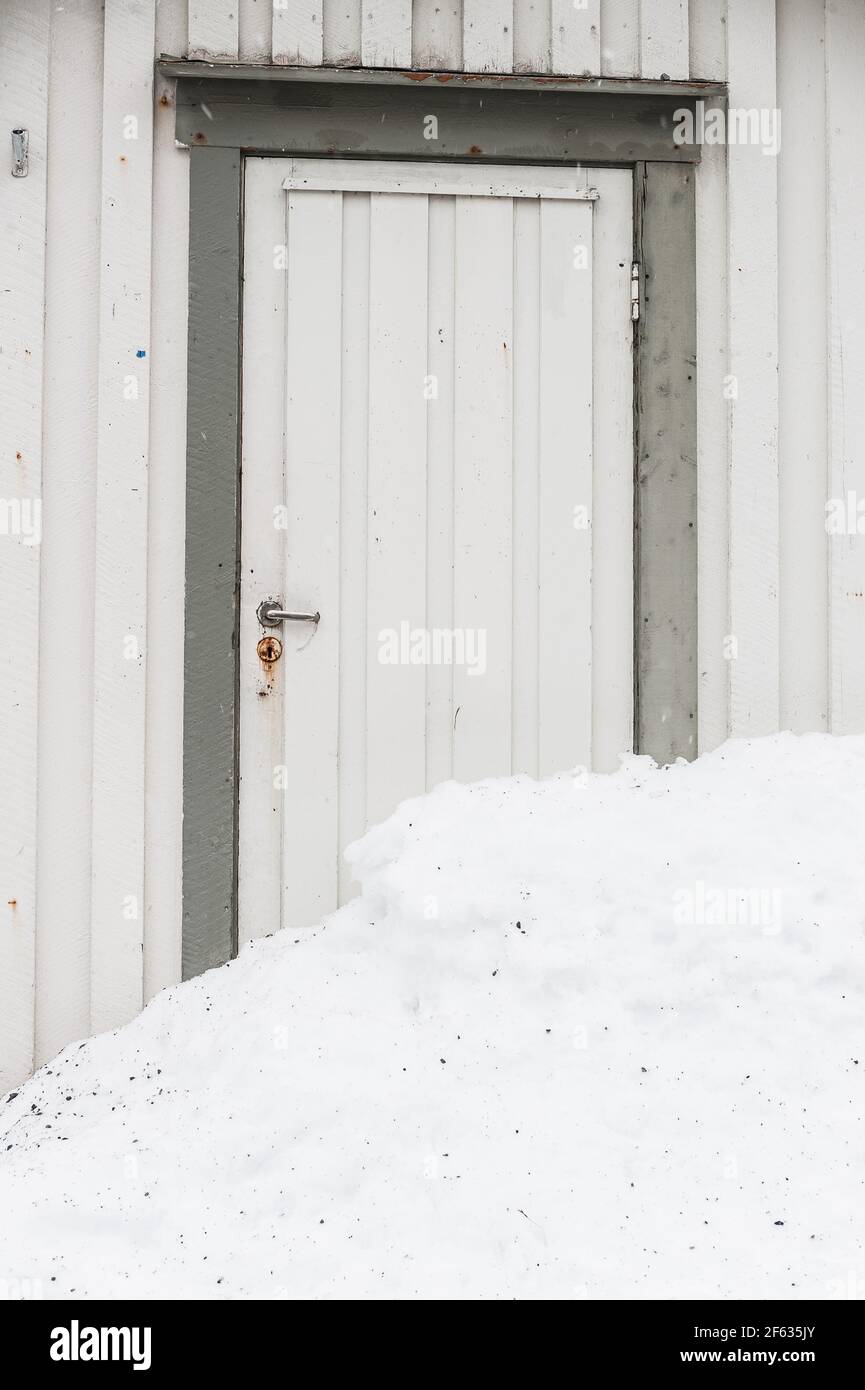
[2, 733, 864, 1300]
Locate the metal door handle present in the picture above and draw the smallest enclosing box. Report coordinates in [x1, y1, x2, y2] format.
[257, 599, 320, 628]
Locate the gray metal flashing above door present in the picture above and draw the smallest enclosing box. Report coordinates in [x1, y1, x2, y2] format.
[172, 75, 705, 165]
[181, 68, 700, 979]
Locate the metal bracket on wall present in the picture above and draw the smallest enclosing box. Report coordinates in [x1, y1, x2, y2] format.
[11, 128, 28, 177]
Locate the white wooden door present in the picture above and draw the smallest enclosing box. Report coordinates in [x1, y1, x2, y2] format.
[239, 158, 634, 942]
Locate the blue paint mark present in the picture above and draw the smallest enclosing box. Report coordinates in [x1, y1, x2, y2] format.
[136, 349, 146, 358]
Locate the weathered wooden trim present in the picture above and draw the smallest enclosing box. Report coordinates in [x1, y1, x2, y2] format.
[157, 58, 727, 98]
[634, 161, 698, 763]
[173, 76, 705, 165]
[281, 158, 601, 197]
[183, 146, 242, 979]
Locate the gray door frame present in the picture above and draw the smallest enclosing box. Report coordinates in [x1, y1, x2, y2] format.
[167, 63, 720, 978]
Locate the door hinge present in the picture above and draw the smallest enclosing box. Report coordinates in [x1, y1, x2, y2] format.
[631, 262, 640, 321]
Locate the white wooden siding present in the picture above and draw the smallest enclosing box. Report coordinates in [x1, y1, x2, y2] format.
[34, 0, 103, 1070]
[237, 160, 288, 949]
[727, 0, 779, 738]
[281, 187, 345, 921]
[601, 0, 639, 77]
[4, 0, 865, 1089]
[89, 0, 156, 1035]
[238, 0, 273, 61]
[363, 1, 413, 67]
[272, 6, 324, 66]
[144, 0, 189, 1003]
[691, 0, 729, 756]
[414, 0, 463, 68]
[551, 1, 601, 77]
[777, 0, 828, 733]
[247, 1, 680, 76]
[365, 191, 430, 815]
[323, 3, 362, 65]
[639, 0, 688, 79]
[826, 0, 865, 734]
[188, 2, 239, 60]
[0, 0, 49, 1093]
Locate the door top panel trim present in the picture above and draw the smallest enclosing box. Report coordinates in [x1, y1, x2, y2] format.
[280, 158, 601, 200]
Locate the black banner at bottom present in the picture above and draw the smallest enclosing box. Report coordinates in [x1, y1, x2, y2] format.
[0, 1298, 860, 1374]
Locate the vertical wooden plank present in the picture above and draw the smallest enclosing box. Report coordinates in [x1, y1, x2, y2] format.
[0, 0, 49, 1090]
[453, 195, 513, 781]
[695, 152, 730, 754]
[778, 0, 828, 732]
[590, 169, 634, 771]
[273, 2, 324, 64]
[365, 193, 429, 825]
[188, 1, 239, 59]
[238, 0, 272, 60]
[727, 0, 779, 736]
[463, 0, 514, 72]
[551, 0, 600, 76]
[639, 0, 689, 79]
[692, 0, 729, 753]
[601, 0, 639, 77]
[237, 161, 287, 948]
[338, 192, 370, 899]
[826, 0, 865, 733]
[538, 199, 594, 774]
[362, 0, 412, 67]
[323, 0, 362, 64]
[635, 162, 697, 762]
[425, 197, 457, 789]
[689, 0, 727, 80]
[511, 198, 541, 775]
[413, 0, 463, 68]
[282, 190, 342, 924]
[90, 0, 156, 1034]
[144, 0, 190, 1000]
[34, 0, 102, 1069]
[513, 0, 550, 72]
[183, 147, 242, 980]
